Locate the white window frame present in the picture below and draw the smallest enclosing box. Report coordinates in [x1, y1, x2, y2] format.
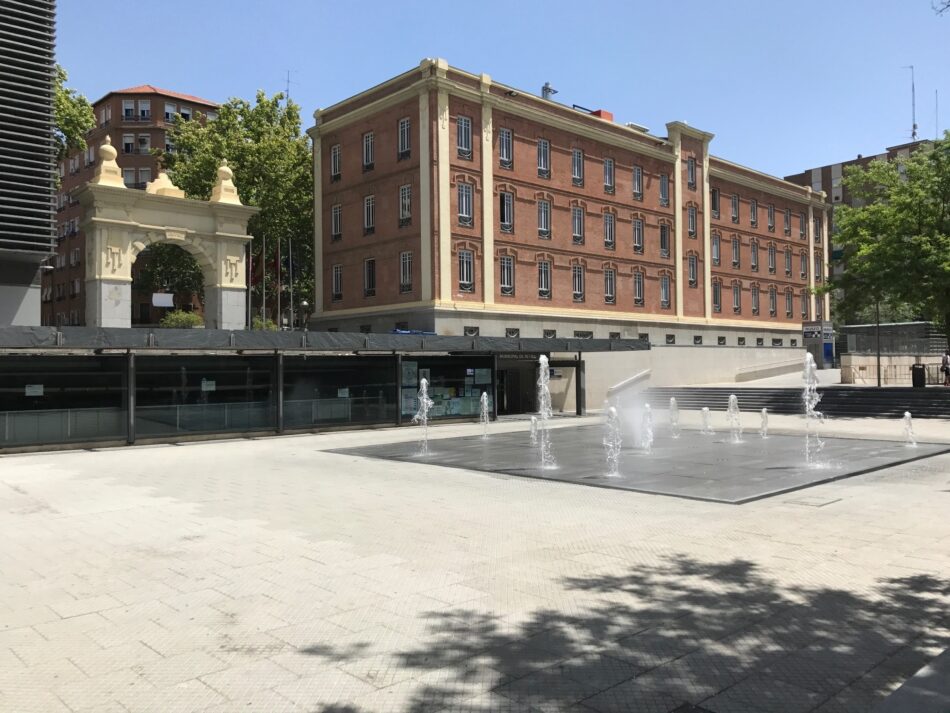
[732, 237, 741, 267]
[659, 224, 670, 258]
[457, 116, 472, 158]
[733, 283, 741, 313]
[687, 156, 696, 187]
[750, 199, 758, 227]
[751, 239, 759, 271]
[731, 194, 740, 222]
[633, 219, 644, 253]
[138, 167, 151, 185]
[363, 258, 376, 297]
[768, 203, 775, 231]
[604, 268, 616, 303]
[362, 132, 375, 168]
[634, 271, 644, 305]
[603, 158, 615, 191]
[537, 199, 551, 238]
[458, 249, 474, 292]
[571, 148, 584, 184]
[500, 191, 514, 232]
[179, 106, 191, 121]
[768, 242, 776, 273]
[603, 212, 615, 248]
[164, 102, 176, 121]
[784, 208, 792, 234]
[571, 206, 585, 244]
[138, 99, 150, 119]
[660, 275, 671, 308]
[500, 255, 514, 296]
[752, 285, 760, 314]
[458, 183, 473, 225]
[363, 195, 375, 233]
[785, 289, 793, 316]
[330, 144, 341, 179]
[331, 264, 343, 300]
[498, 128, 513, 167]
[633, 165, 643, 197]
[801, 289, 809, 318]
[537, 138, 550, 177]
[122, 99, 134, 118]
[400, 251, 413, 292]
[397, 117, 411, 157]
[688, 205, 697, 236]
[711, 234, 721, 265]
[800, 212, 807, 238]
[769, 286, 777, 315]
[784, 246, 792, 275]
[659, 173, 669, 205]
[399, 185, 412, 224]
[688, 254, 697, 286]
[800, 252, 808, 278]
[711, 187, 720, 218]
[331, 203, 342, 238]
[572, 265, 585, 302]
[538, 260, 551, 298]
[713, 280, 722, 312]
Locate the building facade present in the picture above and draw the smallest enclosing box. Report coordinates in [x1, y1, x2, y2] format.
[309, 59, 831, 346]
[43, 85, 217, 327]
[0, 0, 56, 325]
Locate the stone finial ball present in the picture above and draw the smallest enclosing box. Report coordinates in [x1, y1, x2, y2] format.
[99, 135, 117, 161]
[217, 159, 233, 181]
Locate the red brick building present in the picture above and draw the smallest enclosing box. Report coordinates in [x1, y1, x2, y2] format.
[308, 60, 831, 346]
[43, 86, 217, 327]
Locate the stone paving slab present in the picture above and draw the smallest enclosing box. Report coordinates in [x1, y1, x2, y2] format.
[333, 426, 949, 504]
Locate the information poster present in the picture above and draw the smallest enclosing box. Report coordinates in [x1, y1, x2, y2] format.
[24, 384, 44, 397]
[402, 361, 418, 387]
[474, 368, 492, 385]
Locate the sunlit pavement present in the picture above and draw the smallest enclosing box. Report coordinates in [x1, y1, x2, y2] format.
[1, 414, 948, 712]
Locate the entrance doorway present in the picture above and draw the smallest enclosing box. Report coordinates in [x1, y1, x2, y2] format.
[496, 358, 538, 415]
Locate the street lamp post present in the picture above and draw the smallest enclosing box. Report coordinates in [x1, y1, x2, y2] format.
[875, 299, 882, 388]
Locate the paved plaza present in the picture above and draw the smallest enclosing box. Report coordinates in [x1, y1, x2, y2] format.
[1, 413, 949, 712]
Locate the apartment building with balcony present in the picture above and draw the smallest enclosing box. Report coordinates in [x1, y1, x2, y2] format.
[308, 59, 831, 347]
[42, 85, 217, 327]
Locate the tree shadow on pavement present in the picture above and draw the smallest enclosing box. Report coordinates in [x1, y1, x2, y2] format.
[303, 556, 950, 713]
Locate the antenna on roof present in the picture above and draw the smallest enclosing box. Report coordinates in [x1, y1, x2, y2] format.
[541, 82, 557, 101]
[284, 69, 298, 105]
[903, 65, 918, 140]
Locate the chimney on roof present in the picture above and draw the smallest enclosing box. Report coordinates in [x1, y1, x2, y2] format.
[541, 82, 557, 100]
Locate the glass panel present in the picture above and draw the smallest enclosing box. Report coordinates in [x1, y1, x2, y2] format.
[400, 356, 494, 420]
[284, 356, 396, 428]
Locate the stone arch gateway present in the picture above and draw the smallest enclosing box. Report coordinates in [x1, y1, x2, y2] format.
[76, 138, 258, 329]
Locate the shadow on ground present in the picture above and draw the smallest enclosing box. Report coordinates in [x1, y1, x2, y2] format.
[302, 556, 950, 712]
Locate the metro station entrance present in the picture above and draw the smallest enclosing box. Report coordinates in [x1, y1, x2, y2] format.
[496, 356, 538, 415]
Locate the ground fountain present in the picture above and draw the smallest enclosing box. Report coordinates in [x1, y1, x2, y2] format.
[536, 355, 556, 469]
[803, 353, 824, 466]
[529, 416, 538, 446]
[479, 392, 490, 439]
[760, 408, 769, 439]
[411, 378, 434, 456]
[603, 406, 622, 476]
[700, 406, 714, 434]
[727, 394, 743, 443]
[902, 411, 917, 447]
[669, 397, 681, 439]
[641, 403, 655, 452]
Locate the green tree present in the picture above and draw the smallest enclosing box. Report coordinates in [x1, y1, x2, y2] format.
[162, 91, 313, 324]
[134, 244, 205, 299]
[829, 132, 950, 344]
[53, 65, 95, 163]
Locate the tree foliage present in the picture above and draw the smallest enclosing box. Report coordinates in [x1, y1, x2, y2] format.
[159, 310, 204, 329]
[829, 132, 950, 342]
[162, 92, 313, 322]
[53, 65, 95, 163]
[134, 244, 205, 298]
[935, 1, 950, 15]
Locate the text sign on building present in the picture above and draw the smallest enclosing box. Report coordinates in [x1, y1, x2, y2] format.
[802, 321, 822, 340]
[24, 384, 44, 397]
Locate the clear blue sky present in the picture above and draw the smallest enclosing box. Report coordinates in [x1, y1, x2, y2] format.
[58, 0, 949, 177]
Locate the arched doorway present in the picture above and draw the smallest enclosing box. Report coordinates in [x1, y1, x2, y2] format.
[130, 242, 207, 326]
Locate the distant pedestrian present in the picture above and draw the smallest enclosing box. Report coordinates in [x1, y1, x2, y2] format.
[943, 348, 950, 387]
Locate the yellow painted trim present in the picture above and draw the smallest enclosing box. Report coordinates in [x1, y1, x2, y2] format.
[437, 90, 451, 301]
[480, 77, 494, 305]
[702, 138, 712, 319]
[668, 124, 684, 317]
[320, 299, 438, 318]
[807, 203, 816, 319]
[419, 92, 433, 301]
[312, 125, 323, 313]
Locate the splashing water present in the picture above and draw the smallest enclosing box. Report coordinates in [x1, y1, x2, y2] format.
[727, 394, 743, 443]
[536, 355, 556, 469]
[641, 403, 655, 453]
[902, 411, 917, 447]
[760, 408, 769, 439]
[529, 416, 538, 446]
[700, 406, 714, 435]
[479, 392, 490, 439]
[803, 353, 824, 466]
[411, 378, 434, 455]
[603, 406, 622, 476]
[669, 397, 681, 439]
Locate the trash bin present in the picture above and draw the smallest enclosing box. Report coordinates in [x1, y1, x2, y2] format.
[911, 363, 926, 388]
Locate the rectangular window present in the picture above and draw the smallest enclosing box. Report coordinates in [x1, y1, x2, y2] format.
[633, 271, 644, 305]
[768, 243, 776, 273]
[815, 252, 823, 281]
[633, 219, 644, 253]
[659, 224, 670, 257]
[801, 290, 809, 318]
[572, 265, 585, 302]
[572, 148, 584, 185]
[538, 260, 551, 298]
[733, 283, 741, 313]
[659, 174, 669, 206]
[752, 285, 760, 314]
[731, 194, 740, 222]
[138, 168, 151, 185]
[330, 144, 341, 181]
[331, 264, 343, 301]
[164, 102, 176, 121]
[138, 100, 150, 120]
[458, 249, 474, 292]
[499, 128, 513, 168]
[537, 199, 551, 238]
[137, 134, 150, 154]
[784, 208, 792, 235]
[400, 251, 413, 292]
[500, 192, 514, 232]
[537, 138, 550, 178]
[712, 234, 720, 265]
[732, 237, 741, 267]
[397, 117, 411, 159]
[179, 106, 191, 121]
[206, 110, 217, 121]
[363, 258, 376, 297]
[688, 254, 697, 286]
[711, 188, 720, 218]
[785, 289, 793, 316]
[399, 185, 412, 226]
[750, 199, 758, 227]
[604, 268, 616, 303]
[362, 132, 374, 170]
[632, 165, 643, 198]
[687, 156, 696, 189]
[505, 327, 520, 338]
[122, 99, 134, 118]
[123, 168, 135, 186]
[458, 183, 473, 226]
[457, 116, 472, 158]
[768, 203, 775, 231]
[571, 206, 584, 244]
[751, 240, 759, 271]
[769, 287, 777, 315]
[800, 211, 807, 238]
[122, 134, 134, 154]
[331, 203, 342, 240]
[784, 247, 792, 275]
[800, 252, 808, 278]
[660, 275, 671, 308]
[363, 195, 375, 234]
[688, 205, 697, 237]
[603, 213, 615, 249]
[603, 158, 615, 193]
[500, 255, 514, 296]
[814, 217, 822, 240]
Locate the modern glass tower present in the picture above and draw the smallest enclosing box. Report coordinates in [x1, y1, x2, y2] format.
[0, 0, 56, 324]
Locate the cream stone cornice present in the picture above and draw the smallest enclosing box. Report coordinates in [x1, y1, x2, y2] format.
[710, 162, 827, 208]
